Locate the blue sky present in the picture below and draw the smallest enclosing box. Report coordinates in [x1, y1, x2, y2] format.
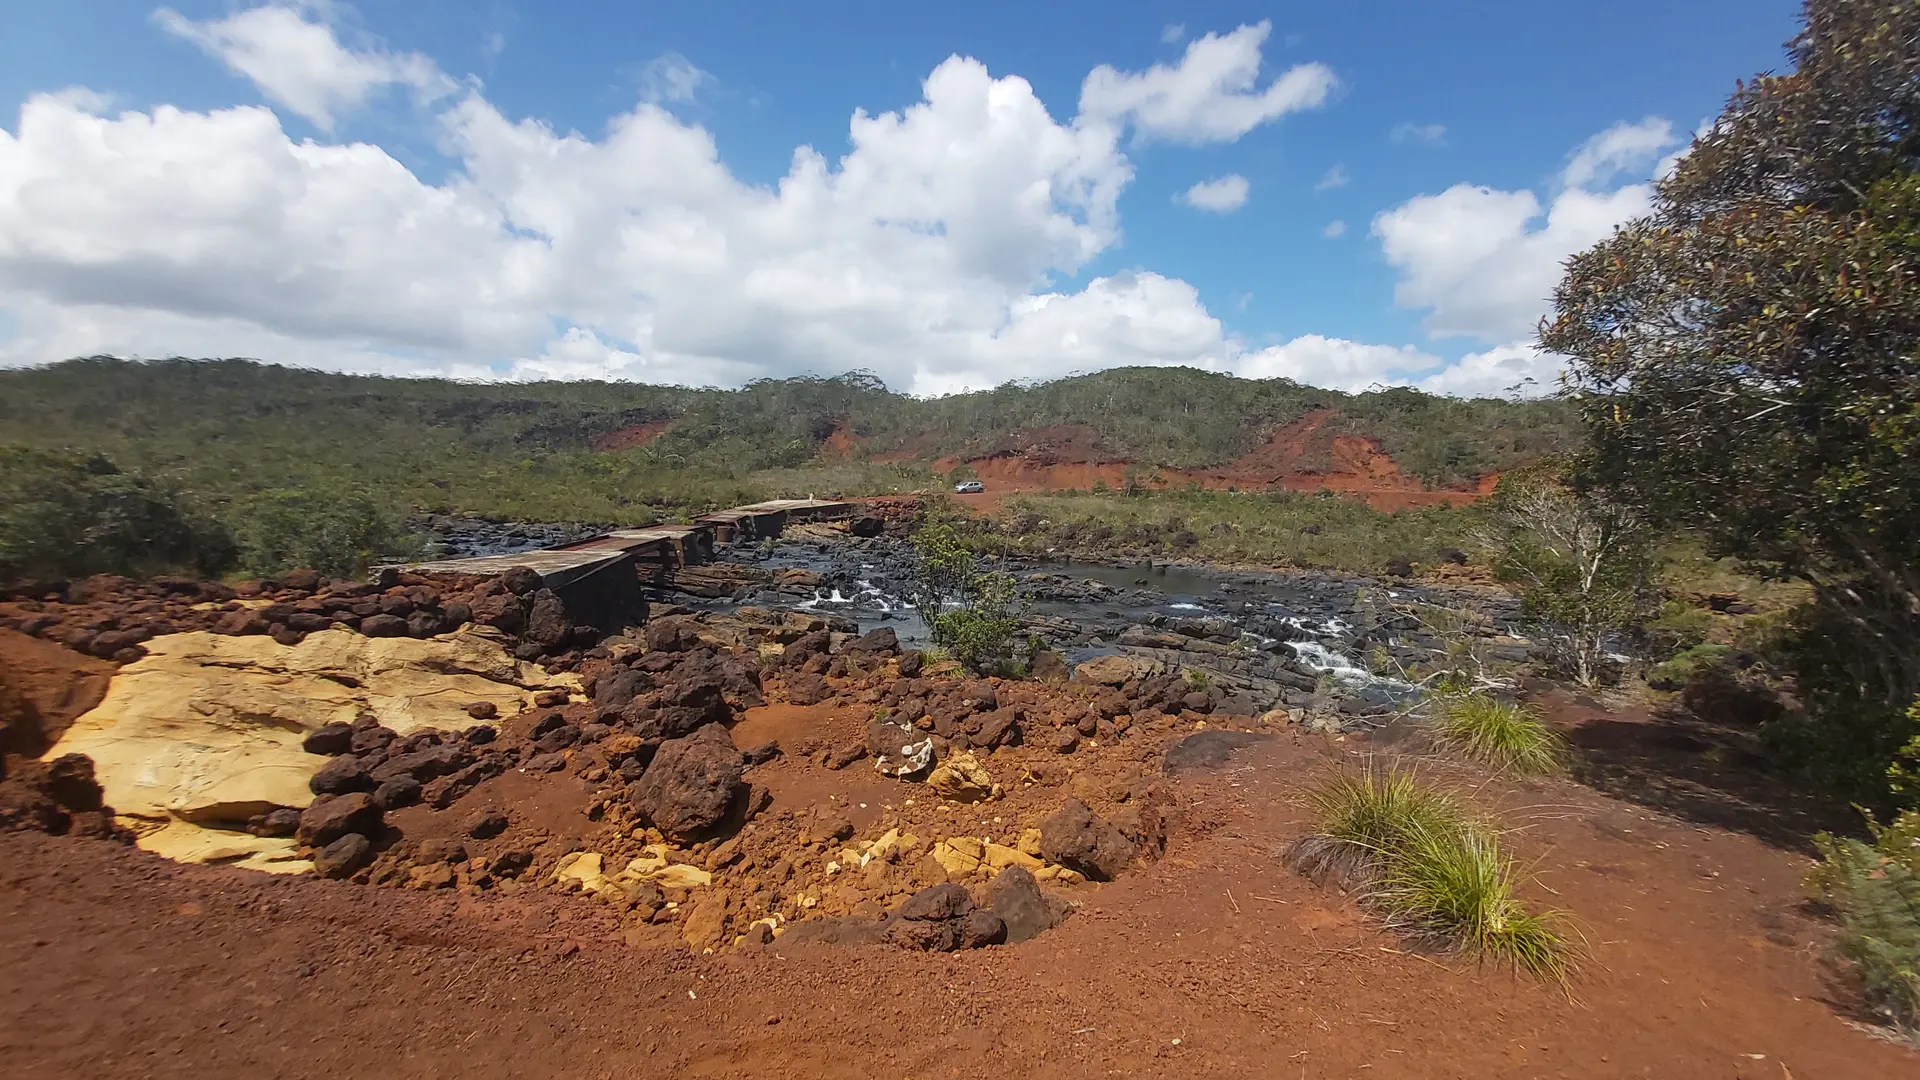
[0, 1, 1803, 396]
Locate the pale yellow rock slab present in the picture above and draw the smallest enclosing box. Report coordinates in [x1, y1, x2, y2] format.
[138, 819, 311, 875]
[46, 628, 574, 866]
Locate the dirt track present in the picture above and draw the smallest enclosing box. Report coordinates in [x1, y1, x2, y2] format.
[3, 724, 1909, 1079]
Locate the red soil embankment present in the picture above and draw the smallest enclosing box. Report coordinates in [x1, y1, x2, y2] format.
[0, 629, 113, 756]
[592, 420, 673, 452]
[942, 413, 1493, 511]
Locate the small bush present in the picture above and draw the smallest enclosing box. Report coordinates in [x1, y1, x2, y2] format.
[227, 486, 412, 579]
[1645, 643, 1736, 691]
[1430, 694, 1565, 775]
[1285, 767, 1574, 981]
[0, 446, 235, 582]
[1810, 810, 1920, 1033]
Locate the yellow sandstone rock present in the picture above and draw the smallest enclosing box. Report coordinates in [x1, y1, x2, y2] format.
[1016, 828, 1045, 857]
[931, 838, 983, 877]
[43, 627, 576, 869]
[137, 819, 311, 875]
[983, 842, 1042, 872]
[926, 751, 997, 803]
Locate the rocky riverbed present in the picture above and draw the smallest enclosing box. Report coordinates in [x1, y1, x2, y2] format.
[659, 529, 1535, 725]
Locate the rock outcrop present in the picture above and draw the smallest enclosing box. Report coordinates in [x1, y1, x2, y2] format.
[43, 627, 573, 872]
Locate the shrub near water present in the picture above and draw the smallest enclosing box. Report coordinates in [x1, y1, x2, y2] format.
[1286, 767, 1574, 981]
[1430, 694, 1565, 775]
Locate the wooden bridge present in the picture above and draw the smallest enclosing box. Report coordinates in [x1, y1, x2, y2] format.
[388, 499, 855, 631]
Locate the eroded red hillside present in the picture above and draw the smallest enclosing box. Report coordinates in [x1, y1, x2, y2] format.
[941, 412, 1492, 510]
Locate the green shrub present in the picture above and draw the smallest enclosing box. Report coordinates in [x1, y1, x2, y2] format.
[0, 446, 234, 582]
[227, 487, 412, 579]
[1430, 694, 1565, 775]
[1285, 767, 1574, 981]
[1810, 809, 1920, 1033]
[1645, 644, 1735, 691]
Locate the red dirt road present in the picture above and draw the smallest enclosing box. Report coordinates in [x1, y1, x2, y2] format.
[2, 729, 1908, 1080]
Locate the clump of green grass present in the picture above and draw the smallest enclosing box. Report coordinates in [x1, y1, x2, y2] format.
[1430, 693, 1565, 775]
[1289, 768, 1465, 888]
[1284, 766, 1575, 981]
[1375, 821, 1575, 983]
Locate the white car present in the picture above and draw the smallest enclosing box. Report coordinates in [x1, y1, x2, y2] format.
[953, 480, 985, 494]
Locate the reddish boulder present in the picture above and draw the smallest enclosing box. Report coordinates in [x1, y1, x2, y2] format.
[629, 724, 744, 843]
[296, 792, 383, 847]
[1038, 797, 1136, 882]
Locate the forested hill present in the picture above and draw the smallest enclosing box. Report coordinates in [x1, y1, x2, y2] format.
[0, 357, 1575, 519]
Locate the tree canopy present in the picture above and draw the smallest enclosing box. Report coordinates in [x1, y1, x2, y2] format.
[1544, 0, 1920, 805]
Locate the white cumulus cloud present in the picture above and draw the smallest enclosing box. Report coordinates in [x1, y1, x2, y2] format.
[1321, 219, 1346, 238]
[1237, 335, 1439, 393]
[1562, 116, 1675, 189]
[155, 3, 454, 130]
[0, 2, 1552, 401]
[1079, 21, 1336, 144]
[1372, 179, 1653, 342]
[1179, 174, 1250, 212]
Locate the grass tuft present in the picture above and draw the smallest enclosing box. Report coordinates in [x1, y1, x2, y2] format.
[1374, 821, 1574, 982]
[1285, 765, 1577, 981]
[1430, 693, 1565, 775]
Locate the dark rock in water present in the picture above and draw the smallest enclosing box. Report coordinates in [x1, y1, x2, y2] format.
[849, 515, 885, 538]
[1164, 729, 1272, 775]
[313, 833, 372, 879]
[1039, 798, 1135, 882]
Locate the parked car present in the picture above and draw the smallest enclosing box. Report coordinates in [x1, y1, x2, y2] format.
[953, 480, 985, 494]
